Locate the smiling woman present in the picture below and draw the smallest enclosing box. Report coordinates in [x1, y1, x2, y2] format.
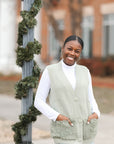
[62, 35, 83, 66]
[34, 35, 100, 144]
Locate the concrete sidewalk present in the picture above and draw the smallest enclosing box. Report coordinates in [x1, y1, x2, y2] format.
[0, 94, 114, 144]
[1, 138, 54, 144]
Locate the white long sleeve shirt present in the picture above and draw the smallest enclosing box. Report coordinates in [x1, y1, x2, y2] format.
[34, 60, 100, 121]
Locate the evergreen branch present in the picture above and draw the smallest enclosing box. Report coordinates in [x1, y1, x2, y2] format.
[13, 1, 42, 143]
[16, 39, 42, 67]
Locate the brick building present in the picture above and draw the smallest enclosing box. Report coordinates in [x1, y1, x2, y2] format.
[1, 0, 113, 75]
[40, 0, 114, 64]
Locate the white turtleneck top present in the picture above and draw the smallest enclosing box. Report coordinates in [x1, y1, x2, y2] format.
[34, 60, 100, 121]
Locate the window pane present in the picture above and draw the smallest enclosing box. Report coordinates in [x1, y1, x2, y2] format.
[48, 25, 60, 59]
[103, 25, 109, 57]
[103, 14, 114, 57]
[109, 25, 114, 56]
[82, 16, 93, 58]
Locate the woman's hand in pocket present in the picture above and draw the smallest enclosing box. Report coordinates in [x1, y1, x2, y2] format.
[56, 114, 73, 126]
[87, 112, 98, 123]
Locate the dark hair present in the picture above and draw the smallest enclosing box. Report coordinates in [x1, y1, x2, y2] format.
[63, 35, 84, 49]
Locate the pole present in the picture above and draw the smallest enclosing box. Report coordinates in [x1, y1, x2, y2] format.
[21, 0, 34, 143]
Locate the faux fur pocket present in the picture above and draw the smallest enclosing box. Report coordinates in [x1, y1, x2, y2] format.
[83, 119, 98, 140]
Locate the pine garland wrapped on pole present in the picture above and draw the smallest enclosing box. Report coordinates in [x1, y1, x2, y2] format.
[12, 0, 42, 144]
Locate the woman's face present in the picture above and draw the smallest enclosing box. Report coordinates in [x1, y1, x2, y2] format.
[62, 40, 82, 66]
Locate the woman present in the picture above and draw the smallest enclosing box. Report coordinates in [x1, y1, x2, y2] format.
[34, 35, 100, 144]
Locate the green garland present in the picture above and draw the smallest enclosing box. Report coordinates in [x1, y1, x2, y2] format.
[16, 39, 41, 67]
[12, 0, 42, 144]
[15, 61, 41, 99]
[17, 0, 42, 46]
[12, 105, 41, 144]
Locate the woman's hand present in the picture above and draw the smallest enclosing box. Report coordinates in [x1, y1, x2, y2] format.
[87, 112, 98, 123]
[56, 114, 73, 126]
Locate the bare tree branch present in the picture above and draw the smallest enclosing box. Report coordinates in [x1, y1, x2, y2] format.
[42, 0, 83, 43]
[42, 0, 63, 43]
[69, 0, 83, 36]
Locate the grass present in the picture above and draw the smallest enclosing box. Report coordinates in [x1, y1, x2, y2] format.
[0, 80, 16, 96]
[0, 80, 114, 114]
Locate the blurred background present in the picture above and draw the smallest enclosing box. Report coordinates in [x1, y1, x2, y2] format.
[0, 0, 114, 144]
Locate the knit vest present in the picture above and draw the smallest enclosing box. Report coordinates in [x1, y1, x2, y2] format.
[47, 61, 98, 143]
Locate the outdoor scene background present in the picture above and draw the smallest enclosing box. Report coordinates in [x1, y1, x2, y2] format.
[0, 0, 114, 144]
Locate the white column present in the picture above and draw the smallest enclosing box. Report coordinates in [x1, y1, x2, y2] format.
[0, 0, 19, 74]
[34, 11, 41, 41]
[34, 11, 46, 70]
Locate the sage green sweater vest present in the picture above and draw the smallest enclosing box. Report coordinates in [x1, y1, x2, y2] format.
[47, 61, 98, 143]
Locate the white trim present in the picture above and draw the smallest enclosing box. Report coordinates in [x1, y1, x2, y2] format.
[101, 3, 114, 14]
[82, 6, 94, 16]
[52, 10, 65, 20]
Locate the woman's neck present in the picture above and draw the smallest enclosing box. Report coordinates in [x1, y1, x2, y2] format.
[62, 59, 76, 69]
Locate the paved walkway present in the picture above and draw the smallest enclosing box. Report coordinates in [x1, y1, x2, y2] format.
[2, 115, 114, 144]
[0, 94, 114, 144]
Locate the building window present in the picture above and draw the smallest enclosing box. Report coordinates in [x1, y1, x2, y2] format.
[102, 14, 114, 58]
[48, 19, 64, 61]
[48, 24, 60, 60]
[82, 16, 94, 58]
[57, 19, 64, 31]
